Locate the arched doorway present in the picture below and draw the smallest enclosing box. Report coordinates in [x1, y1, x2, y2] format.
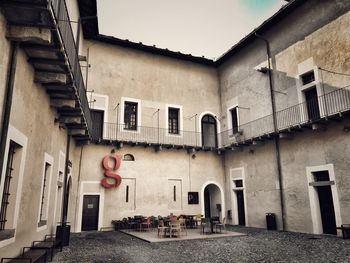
[202, 183, 224, 220]
[201, 115, 217, 148]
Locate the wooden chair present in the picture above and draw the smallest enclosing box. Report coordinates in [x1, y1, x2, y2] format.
[157, 220, 169, 238]
[140, 217, 152, 231]
[169, 221, 181, 238]
[215, 217, 226, 233]
[200, 218, 210, 235]
[195, 214, 203, 228]
[179, 217, 187, 236]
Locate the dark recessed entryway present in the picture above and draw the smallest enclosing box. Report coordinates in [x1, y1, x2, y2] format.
[82, 195, 99, 231]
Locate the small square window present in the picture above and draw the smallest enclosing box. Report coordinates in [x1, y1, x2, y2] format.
[234, 179, 243, 188]
[301, 71, 315, 85]
[313, 171, 330, 182]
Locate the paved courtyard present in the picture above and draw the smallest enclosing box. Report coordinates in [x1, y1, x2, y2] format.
[52, 226, 350, 263]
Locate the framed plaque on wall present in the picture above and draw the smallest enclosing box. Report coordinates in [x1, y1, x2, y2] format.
[188, 192, 199, 204]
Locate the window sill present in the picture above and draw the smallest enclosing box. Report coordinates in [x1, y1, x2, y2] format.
[0, 229, 15, 242]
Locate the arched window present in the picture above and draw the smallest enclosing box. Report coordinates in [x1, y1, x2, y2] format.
[123, 154, 135, 161]
[201, 115, 217, 148]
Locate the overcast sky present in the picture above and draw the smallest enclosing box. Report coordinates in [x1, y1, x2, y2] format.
[98, 0, 288, 59]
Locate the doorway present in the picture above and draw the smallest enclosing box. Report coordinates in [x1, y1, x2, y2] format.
[82, 195, 100, 231]
[204, 188, 211, 218]
[236, 190, 246, 226]
[201, 115, 217, 148]
[304, 87, 320, 121]
[91, 109, 104, 140]
[203, 183, 222, 219]
[313, 171, 337, 235]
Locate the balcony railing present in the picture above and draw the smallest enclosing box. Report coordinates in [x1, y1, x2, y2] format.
[91, 86, 350, 150]
[99, 123, 202, 148]
[50, 0, 93, 136]
[221, 86, 350, 147]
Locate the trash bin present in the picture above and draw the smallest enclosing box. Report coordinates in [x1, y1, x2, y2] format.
[56, 224, 71, 246]
[341, 224, 350, 239]
[266, 213, 277, 230]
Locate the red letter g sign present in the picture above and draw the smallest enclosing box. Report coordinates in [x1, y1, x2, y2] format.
[101, 155, 122, 189]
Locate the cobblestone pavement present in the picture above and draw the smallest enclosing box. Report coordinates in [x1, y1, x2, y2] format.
[52, 226, 350, 263]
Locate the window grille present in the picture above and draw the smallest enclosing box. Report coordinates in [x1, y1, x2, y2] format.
[39, 163, 50, 223]
[168, 108, 179, 134]
[0, 143, 16, 230]
[124, 102, 138, 130]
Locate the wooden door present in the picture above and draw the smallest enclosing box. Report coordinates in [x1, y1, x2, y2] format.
[317, 186, 336, 235]
[82, 195, 99, 231]
[91, 110, 104, 140]
[304, 87, 320, 121]
[236, 190, 246, 226]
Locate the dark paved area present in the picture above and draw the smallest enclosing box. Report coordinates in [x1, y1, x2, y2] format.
[52, 226, 350, 263]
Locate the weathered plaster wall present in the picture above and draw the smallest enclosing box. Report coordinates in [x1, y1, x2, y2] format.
[279, 123, 350, 233]
[0, 47, 74, 257]
[82, 41, 221, 132]
[220, 1, 350, 233]
[224, 143, 282, 228]
[73, 145, 225, 231]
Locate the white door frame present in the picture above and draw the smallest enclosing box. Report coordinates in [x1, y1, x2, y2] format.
[230, 167, 248, 226]
[201, 181, 225, 220]
[306, 164, 342, 235]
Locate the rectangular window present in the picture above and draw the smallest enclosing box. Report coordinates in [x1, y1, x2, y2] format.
[168, 108, 179, 134]
[124, 102, 138, 130]
[173, 186, 176, 202]
[313, 171, 330, 182]
[39, 163, 51, 226]
[301, 71, 315, 85]
[126, 185, 129, 203]
[230, 107, 239, 133]
[234, 179, 243, 188]
[0, 143, 16, 230]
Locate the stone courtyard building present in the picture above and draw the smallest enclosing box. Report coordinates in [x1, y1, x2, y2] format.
[0, 0, 349, 259]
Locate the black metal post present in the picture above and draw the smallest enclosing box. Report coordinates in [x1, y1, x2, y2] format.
[0, 42, 19, 183]
[255, 32, 286, 231]
[76, 17, 81, 54]
[56, 133, 71, 247]
[61, 133, 71, 225]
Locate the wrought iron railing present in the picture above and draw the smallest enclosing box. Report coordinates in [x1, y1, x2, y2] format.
[92, 87, 350, 149]
[221, 86, 350, 147]
[101, 123, 202, 147]
[49, 0, 93, 136]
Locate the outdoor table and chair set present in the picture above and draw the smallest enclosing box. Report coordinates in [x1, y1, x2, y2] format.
[112, 214, 226, 238]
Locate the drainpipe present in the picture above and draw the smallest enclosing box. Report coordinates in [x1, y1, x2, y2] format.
[255, 32, 286, 231]
[61, 132, 71, 226]
[73, 145, 84, 232]
[56, 132, 71, 247]
[0, 42, 19, 182]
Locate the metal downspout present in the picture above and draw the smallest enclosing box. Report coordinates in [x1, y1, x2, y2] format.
[0, 41, 19, 182]
[255, 32, 286, 231]
[61, 133, 71, 226]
